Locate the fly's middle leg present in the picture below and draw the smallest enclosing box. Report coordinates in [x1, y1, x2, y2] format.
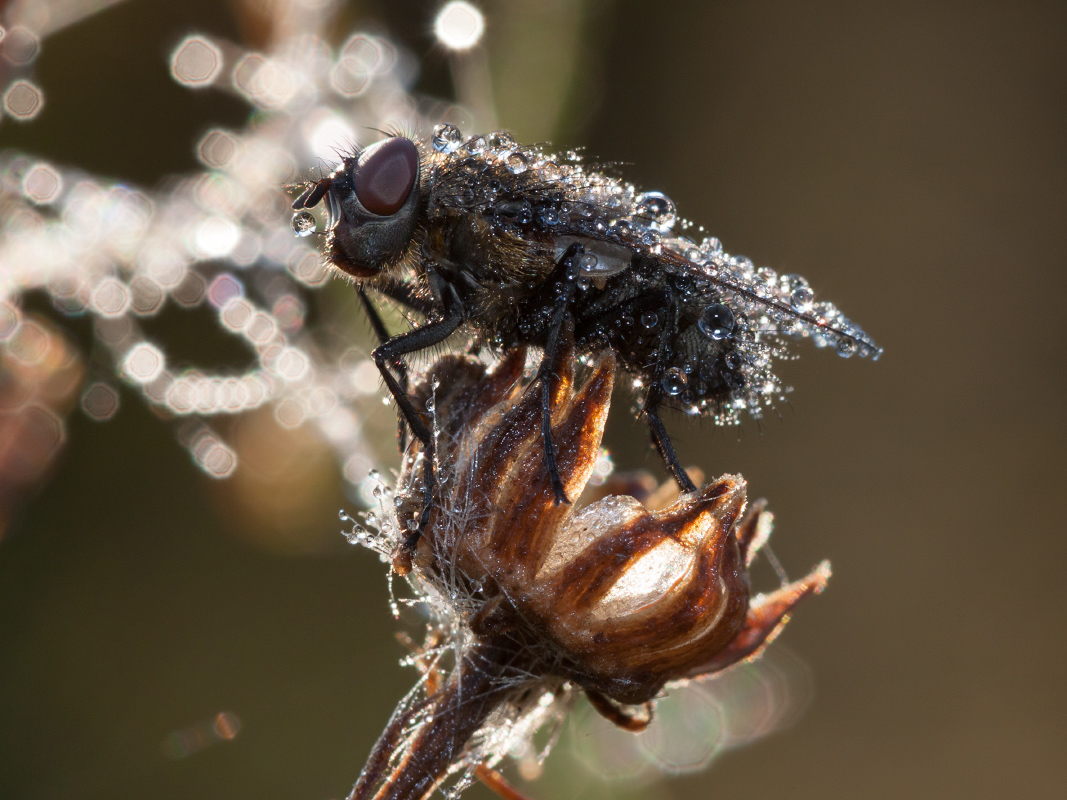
[533, 242, 584, 505]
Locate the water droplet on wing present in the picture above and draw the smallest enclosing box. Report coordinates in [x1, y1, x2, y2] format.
[506, 152, 528, 174]
[698, 303, 735, 340]
[790, 285, 814, 312]
[661, 367, 688, 396]
[432, 123, 463, 153]
[634, 191, 676, 232]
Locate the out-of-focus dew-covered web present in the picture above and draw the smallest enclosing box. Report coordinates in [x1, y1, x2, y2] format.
[0, 0, 498, 538]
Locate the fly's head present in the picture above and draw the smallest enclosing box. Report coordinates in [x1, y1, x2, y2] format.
[292, 136, 423, 279]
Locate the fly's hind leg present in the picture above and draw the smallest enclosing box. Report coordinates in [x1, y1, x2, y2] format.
[533, 242, 585, 505]
[644, 386, 697, 494]
[642, 286, 697, 494]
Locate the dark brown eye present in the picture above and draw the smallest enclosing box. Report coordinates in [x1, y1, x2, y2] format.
[354, 137, 419, 216]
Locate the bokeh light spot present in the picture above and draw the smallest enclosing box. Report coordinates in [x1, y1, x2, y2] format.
[351, 359, 381, 395]
[308, 114, 356, 163]
[8, 320, 49, 365]
[163, 711, 241, 759]
[434, 2, 485, 51]
[81, 383, 120, 421]
[171, 36, 223, 86]
[233, 54, 295, 109]
[129, 276, 164, 315]
[90, 278, 130, 317]
[330, 35, 385, 97]
[213, 712, 241, 740]
[12, 406, 66, 475]
[0, 303, 20, 341]
[245, 312, 276, 344]
[166, 379, 195, 413]
[273, 347, 310, 382]
[636, 683, 725, 772]
[172, 272, 207, 307]
[122, 343, 165, 384]
[207, 273, 243, 309]
[287, 250, 328, 286]
[194, 216, 240, 258]
[272, 295, 304, 332]
[197, 129, 239, 168]
[4, 80, 44, 120]
[193, 434, 237, 478]
[221, 297, 252, 331]
[274, 397, 306, 428]
[343, 452, 373, 485]
[22, 162, 62, 204]
[0, 27, 40, 66]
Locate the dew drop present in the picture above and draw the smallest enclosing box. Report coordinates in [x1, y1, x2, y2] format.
[539, 161, 560, 181]
[835, 337, 856, 358]
[465, 135, 486, 155]
[790, 284, 814, 312]
[634, 191, 676, 232]
[539, 206, 559, 225]
[640, 312, 659, 331]
[291, 210, 316, 237]
[661, 367, 688, 396]
[487, 130, 515, 150]
[506, 151, 528, 174]
[698, 303, 735, 340]
[701, 236, 723, 257]
[578, 253, 599, 272]
[432, 123, 463, 153]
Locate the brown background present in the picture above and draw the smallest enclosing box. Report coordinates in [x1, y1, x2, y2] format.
[1, 1, 1064, 798]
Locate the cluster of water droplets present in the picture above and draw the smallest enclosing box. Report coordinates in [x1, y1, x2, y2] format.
[426, 124, 879, 426]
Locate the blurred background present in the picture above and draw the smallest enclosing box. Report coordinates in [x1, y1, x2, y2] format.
[1, 1, 1064, 799]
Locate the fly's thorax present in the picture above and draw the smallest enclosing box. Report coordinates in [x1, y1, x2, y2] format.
[425, 209, 558, 307]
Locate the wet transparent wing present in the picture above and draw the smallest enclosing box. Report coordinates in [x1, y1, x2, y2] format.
[659, 245, 882, 360]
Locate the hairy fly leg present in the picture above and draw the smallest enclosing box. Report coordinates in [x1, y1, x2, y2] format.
[644, 287, 697, 493]
[373, 278, 436, 319]
[644, 387, 697, 493]
[532, 242, 585, 505]
[358, 286, 411, 448]
[372, 275, 466, 550]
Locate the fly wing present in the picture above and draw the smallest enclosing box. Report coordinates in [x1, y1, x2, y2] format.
[659, 244, 882, 360]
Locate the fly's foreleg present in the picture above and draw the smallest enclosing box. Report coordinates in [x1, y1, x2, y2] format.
[372, 285, 465, 550]
[358, 287, 410, 448]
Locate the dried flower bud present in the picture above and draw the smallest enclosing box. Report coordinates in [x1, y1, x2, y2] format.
[347, 333, 829, 799]
[396, 339, 827, 704]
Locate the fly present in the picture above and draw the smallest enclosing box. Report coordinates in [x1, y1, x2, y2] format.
[291, 125, 882, 546]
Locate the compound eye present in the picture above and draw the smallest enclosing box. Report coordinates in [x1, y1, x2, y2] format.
[354, 138, 419, 216]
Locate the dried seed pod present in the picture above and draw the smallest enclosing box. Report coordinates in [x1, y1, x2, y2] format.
[351, 331, 829, 799]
